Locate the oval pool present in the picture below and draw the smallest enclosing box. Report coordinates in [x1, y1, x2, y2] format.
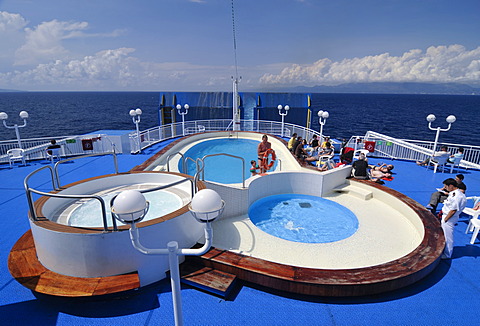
[180, 138, 277, 183]
[249, 193, 359, 243]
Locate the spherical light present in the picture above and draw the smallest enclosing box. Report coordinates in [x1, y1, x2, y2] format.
[426, 114, 436, 122]
[176, 104, 182, 110]
[284, 105, 290, 111]
[112, 190, 147, 222]
[191, 189, 223, 213]
[322, 111, 329, 119]
[277, 105, 283, 110]
[0, 112, 7, 120]
[129, 109, 136, 117]
[19, 111, 29, 119]
[184, 104, 189, 110]
[317, 110, 324, 117]
[446, 115, 456, 124]
[135, 108, 142, 116]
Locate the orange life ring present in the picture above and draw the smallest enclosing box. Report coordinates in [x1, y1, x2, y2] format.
[262, 149, 276, 170]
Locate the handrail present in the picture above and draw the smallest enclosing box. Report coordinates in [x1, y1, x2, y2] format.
[201, 153, 245, 188]
[166, 152, 186, 173]
[24, 165, 57, 219]
[53, 152, 118, 188]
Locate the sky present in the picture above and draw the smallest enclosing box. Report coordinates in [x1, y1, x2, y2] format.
[0, 0, 479, 91]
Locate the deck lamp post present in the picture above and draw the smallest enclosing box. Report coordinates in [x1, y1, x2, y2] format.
[176, 104, 189, 136]
[317, 110, 329, 145]
[0, 111, 29, 149]
[277, 105, 290, 138]
[426, 114, 456, 157]
[129, 108, 142, 153]
[111, 189, 224, 326]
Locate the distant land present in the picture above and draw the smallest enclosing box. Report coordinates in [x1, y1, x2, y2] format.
[266, 82, 480, 95]
[0, 88, 24, 92]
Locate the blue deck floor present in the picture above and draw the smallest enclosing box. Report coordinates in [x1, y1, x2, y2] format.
[1, 140, 479, 325]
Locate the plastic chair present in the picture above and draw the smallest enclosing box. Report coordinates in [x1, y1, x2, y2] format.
[427, 154, 449, 173]
[353, 149, 369, 160]
[316, 154, 335, 170]
[465, 196, 480, 244]
[445, 156, 462, 173]
[7, 148, 26, 167]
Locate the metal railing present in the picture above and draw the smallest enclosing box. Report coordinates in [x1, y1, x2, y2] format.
[0, 134, 117, 164]
[129, 119, 332, 154]
[345, 131, 480, 169]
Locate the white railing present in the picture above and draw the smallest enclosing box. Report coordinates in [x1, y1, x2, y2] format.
[129, 119, 330, 154]
[0, 134, 117, 164]
[346, 131, 480, 169]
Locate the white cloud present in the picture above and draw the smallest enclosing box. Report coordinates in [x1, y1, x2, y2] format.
[0, 11, 28, 32]
[259, 45, 480, 86]
[14, 20, 89, 66]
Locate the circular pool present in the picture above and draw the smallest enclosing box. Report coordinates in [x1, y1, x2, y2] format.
[249, 194, 358, 243]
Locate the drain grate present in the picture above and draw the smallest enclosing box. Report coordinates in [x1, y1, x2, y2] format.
[299, 202, 312, 208]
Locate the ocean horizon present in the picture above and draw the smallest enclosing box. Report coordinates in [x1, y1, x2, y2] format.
[0, 91, 478, 146]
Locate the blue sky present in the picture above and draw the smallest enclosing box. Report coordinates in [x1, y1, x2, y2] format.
[0, 0, 479, 91]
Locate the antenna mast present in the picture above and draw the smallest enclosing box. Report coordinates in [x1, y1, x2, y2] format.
[231, 0, 241, 131]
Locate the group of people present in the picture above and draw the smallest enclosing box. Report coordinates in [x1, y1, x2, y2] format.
[351, 153, 395, 183]
[287, 133, 335, 170]
[425, 176, 468, 259]
[416, 146, 464, 167]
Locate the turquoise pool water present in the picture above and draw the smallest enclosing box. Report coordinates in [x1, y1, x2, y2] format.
[180, 138, 277, 183]
[249, 194, 359, 243]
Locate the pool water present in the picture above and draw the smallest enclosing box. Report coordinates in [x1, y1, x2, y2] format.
[180, 138, 277, 184]
[249, 194, 359, 243]
[68, 190, 183, 227]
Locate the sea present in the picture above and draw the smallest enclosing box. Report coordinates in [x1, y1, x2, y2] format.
[0, 92, 478, 146]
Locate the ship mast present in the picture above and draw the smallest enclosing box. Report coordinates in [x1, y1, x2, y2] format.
[231, 0, 241, 131]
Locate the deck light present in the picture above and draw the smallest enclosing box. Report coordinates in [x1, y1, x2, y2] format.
[129, 108, 142, 153]
[176, 104, 189, 136]
[0, 110, 29, 149]
[111, 190, 149, 223]
[426, 113, 456, 158]
[278, 105, 290, 138]
[113, 188, 223, 326]
[317, 110, 329, 146]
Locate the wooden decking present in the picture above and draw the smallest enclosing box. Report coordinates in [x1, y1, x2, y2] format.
[8, 230, 140, 297]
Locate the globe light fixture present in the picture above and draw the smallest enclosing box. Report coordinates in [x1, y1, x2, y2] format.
[426, 113, 456, 158]
[129, 108, 142, 153]
[277, 104, 290, 138]
[0, 110, 29, 148]
[176, 104, 189, 136]
[112, 188, 224, 326]
[317, 110, 330, 146]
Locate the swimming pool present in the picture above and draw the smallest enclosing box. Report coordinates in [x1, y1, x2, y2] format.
[179, 138, 277, 183]
[249, 194, 358, 243]
[68, 189, 184, 227]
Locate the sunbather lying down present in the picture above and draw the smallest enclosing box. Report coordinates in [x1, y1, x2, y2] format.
[369, 163, 395, 181]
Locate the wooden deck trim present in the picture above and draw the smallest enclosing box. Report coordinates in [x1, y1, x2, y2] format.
[186, 180, 444, 297]
[8, 230, 141, 297]
[31, 171, 205, 234]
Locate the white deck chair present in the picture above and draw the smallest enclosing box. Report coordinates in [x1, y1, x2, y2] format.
[427, 154, 449, 173]
[445, 156, 462, 173]
[353, 149, 369, 160]
[316, 154, 335, 170]
[7, 148, 26, 167]
[46, 147, 61, 163]
[465, 196, 480, 244]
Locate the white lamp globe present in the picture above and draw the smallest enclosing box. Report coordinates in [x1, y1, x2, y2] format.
[322, 111, 329, 119]
[284, 105, 290, 111]
[317, 110, 324, 117]
[19, 111, 29, 119]
[446, 115, 456, 124]
[135, 108, 142, 116]
[184, 104, 189, 110]
[190, 189, 223, 222]
[277, 105, 283, 111]
[112, 190, 147, 222]
[0, 112, 7, 120]
[426, 114, 436, 122]
[129, 109, 136, 117]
